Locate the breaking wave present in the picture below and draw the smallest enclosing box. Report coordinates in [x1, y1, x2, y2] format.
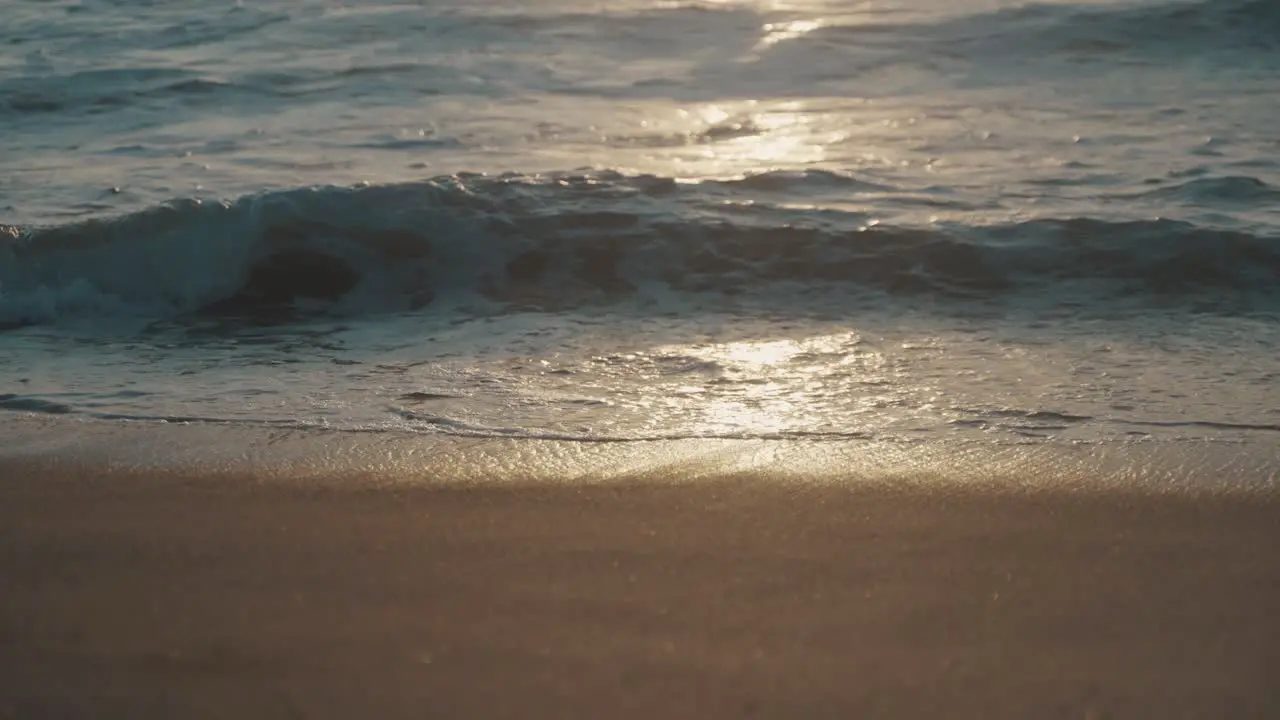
[2, 171, 1278, 327]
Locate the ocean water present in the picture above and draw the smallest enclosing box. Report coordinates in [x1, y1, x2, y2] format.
[2, 0, 1278, 486]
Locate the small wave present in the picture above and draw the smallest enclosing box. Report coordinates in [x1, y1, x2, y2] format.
[0, 395, 73, 414]
[721, 170, 893, 194]
[0, 396, 879, 442]
[1115, 419, 1280, 434]
[354, 136, 461, 151]
[3, 171, 1279, 327]
[390, 408, 874, 443]
[1, 67, 237, 117]
[967, 0, 1280, 60]
[1134, 176, 1280, 205]
[398, 391, 464, 402]
[953, 407, 1280, 436]
[759, 0, 1280, 83]
[955, 408, 1094, 424]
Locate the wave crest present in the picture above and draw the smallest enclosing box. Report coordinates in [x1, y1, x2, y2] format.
[3, 171, 1278, 326]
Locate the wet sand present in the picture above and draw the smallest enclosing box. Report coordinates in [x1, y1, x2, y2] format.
[1, 470, 1277, 719]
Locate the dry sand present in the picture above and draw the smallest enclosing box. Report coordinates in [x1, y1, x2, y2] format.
[1, 469, 1277, 719]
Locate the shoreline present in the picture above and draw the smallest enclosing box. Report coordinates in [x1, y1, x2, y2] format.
[2, 412, 1278, 495]
[2, 467, 1278, 718]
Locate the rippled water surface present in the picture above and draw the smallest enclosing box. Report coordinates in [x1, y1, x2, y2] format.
[1, 0, 1278, 468]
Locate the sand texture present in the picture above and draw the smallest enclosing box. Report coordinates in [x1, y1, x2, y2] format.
[1, 472, 1277, 719]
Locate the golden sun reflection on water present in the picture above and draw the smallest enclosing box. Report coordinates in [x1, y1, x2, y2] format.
[657, 100, 841, 178]
[755, 18, 826, 50]
[649, 333, 879, 435]
[668, 333, 863, 371]
[710, 337, 811, 366]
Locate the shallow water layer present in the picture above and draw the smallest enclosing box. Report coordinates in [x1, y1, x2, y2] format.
[2, 307, 1279, 446]
[1, 0, 1278, 481]
[2, 412, 1276, 495]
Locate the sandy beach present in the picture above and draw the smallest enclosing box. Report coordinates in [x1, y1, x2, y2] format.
[1, 468, 1277, 719]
